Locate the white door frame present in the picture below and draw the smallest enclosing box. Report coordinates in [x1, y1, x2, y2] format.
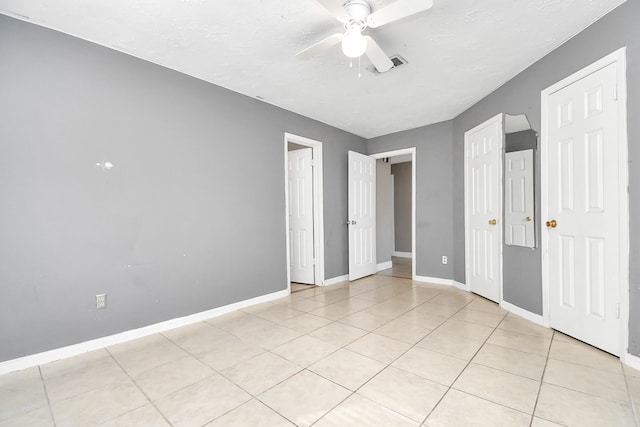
[463, 113, 505, 302]
[284, 133, 325, 291]
[370, 148, 416, 280]
[541, 48, 629, 357]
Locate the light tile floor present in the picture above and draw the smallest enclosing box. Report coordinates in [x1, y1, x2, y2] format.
[377, 256, 412, 279]
[291, 283, 315, 294]
[1, 275, 639, 426]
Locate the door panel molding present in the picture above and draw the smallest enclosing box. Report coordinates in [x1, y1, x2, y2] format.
[348, 151, 376, 281]
[541, 48, 628, 357]
[288, 148, 314, 284]
[505, 149, 535, 247]
[464, 113, 504, 303]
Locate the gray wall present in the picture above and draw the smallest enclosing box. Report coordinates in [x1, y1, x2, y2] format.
[450, 1, 640, 354]
[391, 162, 412, 253]
[0, 16, 366, 362]
[376, 160, 394, 264]
[505, 130, 537, 153]
[368, 121, 454, 279]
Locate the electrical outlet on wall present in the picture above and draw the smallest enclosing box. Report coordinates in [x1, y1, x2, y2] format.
[96, 293, 107, 310]
[442, 256, 448, 265]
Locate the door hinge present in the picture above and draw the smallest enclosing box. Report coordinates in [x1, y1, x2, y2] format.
[311, 159, 316, 167]
[616, 303, 620, 319]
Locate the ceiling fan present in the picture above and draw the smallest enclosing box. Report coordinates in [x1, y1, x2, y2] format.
[297, 0, 434, 73]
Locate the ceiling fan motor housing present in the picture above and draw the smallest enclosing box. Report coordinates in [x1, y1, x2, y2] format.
[343, 0, 371, 26]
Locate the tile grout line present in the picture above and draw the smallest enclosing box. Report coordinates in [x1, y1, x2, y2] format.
[306, 281, 459, 425]
[211, 280, 466, 425]
[214, 280, 433, 370]
[151, 329, 282, 426]
[211, 284, 636, 422]
[104, 347, 176, 427]
[303, 368, 357, 427]
[528, 330, 556, 427]
[38, 365, 58, 427]
[539, 339, 636, 406]
[418, 305, 516, 425]
[201, 307, 371, 426]
[311, 289, 483, 424]
[156, 334, 268, 426]
[229, 281, 438, 425]
[622, 366, 640, 426]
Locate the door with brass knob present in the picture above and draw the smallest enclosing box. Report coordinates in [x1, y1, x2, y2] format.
[464, 114, 502, 303]
[542, 58, 624, 355]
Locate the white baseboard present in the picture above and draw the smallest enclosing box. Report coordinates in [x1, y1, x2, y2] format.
[0, 289, 289, 375]
[323, 274, 349, 286]
[376, 261, 392, 271]
[500, 300, 546, 327]
[623, 352, 640, 371]
[414, 275, 454, 286]
[453, 280, 468, 291]
[393, 251, 412, 259]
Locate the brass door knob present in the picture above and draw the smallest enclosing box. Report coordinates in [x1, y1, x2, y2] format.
[489, 219, 497, 225]
[525, 216, 532, 222]
[546, 219, 557, 228]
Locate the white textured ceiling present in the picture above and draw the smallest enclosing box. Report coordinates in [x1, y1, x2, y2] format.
[0, 0, 626, 138]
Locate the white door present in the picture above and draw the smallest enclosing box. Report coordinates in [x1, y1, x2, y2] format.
[544, 62, 621, 355]
[505, 149, 535, 247]
[465, 115, 503, 303]
[288, 148, 315, 284]
[348, 151, 376, 281]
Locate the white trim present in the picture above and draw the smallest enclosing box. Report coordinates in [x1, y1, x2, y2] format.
[623, 353, 640, 371]
[540, 48, 629, 357]
[0, 289, 288, 375]
[284, 133, 325, 289]
[453, 280, 469, 291]
[391, 174, 395, 255]
[464, 114, 504, 303]
[392, 251, 412, 259]
[370, 148, 417, 280]
[323, 274, 349, 286]
[500, 300, 547, 327]
[414, 275, 453, 286]
[376, 261, 393, 271]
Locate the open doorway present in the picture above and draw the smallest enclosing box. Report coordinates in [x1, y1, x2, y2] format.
[284, 133, 325, 294]
[370, 148, 415, 280]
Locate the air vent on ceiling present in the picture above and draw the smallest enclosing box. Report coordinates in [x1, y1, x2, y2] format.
[367, 54, 407, 75]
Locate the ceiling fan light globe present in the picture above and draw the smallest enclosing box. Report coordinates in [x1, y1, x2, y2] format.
[341, 31, 367, 58]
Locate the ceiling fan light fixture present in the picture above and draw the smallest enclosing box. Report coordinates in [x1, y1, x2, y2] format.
[341, 29, 367, 58]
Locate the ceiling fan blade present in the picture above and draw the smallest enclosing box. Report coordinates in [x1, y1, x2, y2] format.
[366, 0, 434, 28]
[296, 33, 344, 59]
[314, 0, 349, 22]
[364, 36, 394, 72]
